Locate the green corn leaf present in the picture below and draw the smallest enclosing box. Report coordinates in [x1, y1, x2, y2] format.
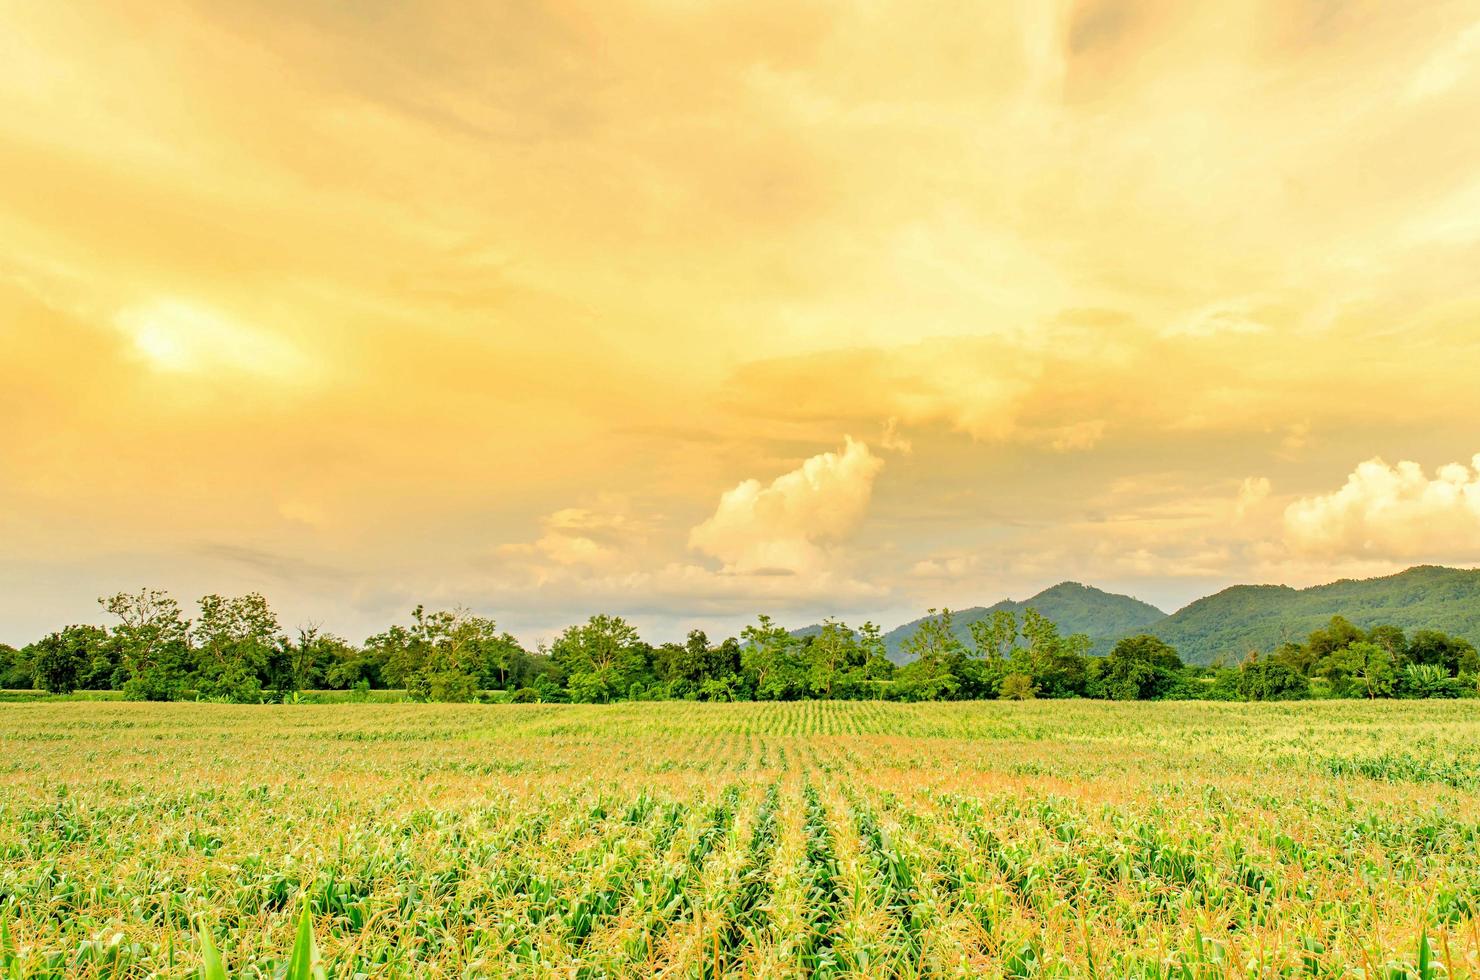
[1417, 930, 1436, 980]
[198, 924, 228, 980]
[285, 904, 325, 980]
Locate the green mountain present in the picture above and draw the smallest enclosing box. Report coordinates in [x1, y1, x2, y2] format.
[1153, 565, 1480, 665]
[880, 582, 1166, 664]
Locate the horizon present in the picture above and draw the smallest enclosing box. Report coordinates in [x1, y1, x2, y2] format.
[6, 563, 1478, 651]
[5, 3, 1480, 647]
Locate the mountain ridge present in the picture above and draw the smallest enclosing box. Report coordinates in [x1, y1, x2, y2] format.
[791, 565, 1480, 666]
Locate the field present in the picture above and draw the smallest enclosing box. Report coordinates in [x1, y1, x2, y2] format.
[3, 702, 1480, 978]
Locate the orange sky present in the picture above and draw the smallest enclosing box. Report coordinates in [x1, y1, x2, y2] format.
[4, 1, 1480, 644]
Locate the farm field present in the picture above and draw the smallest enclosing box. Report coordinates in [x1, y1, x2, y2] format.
[2, 701, 1480, 978]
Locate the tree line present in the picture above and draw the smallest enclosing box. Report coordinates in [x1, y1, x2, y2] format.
[1, 590, 1476, 703]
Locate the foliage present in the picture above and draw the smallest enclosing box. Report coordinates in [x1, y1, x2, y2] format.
[879, 581, 1165, 662]
[9, 588, 1478, 705]
[1155, 565, 1480, 665]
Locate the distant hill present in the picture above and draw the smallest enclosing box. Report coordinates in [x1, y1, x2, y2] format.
[789, 565, 1480, 667]
[1153, 565, 1480, 665]
[876, 582, 1166, 664]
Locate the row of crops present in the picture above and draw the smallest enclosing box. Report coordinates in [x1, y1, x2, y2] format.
[1, 701, 1478, 976]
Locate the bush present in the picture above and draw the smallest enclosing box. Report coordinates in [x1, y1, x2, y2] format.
[999, 673, 1037, 700]
[1237, 657, 1310, 701]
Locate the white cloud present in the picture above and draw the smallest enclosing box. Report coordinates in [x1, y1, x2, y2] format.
[1284, 454, 1480, 558]
[1235, 476, 1270, 518]
[688, 437, 884, 575]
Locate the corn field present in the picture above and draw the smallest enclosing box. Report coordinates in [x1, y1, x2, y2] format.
[2, 700, 1479, 978]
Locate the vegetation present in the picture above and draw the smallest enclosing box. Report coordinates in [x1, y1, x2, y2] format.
[847, 582, 1167, 662]
[2, 587, 1477, 705]
[1, 700, 1477, 976]
[1153, 565, 1480, 664]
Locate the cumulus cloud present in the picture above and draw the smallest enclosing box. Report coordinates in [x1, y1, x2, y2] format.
[1284, 455, 1480, 558]
[688, 438, 884, 575]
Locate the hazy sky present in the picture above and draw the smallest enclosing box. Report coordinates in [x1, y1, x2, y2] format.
[4, 0, 1480, 646]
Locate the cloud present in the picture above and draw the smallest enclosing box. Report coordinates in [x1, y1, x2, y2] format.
[1162, 300, 1273, 339]
[499, 498, 648, 570]
[113, 299, 311, 380]
[910, 554, 980, 578]
[1406, 21, 1480, 101]
[1235, 476, 1270, 518]
[1047, 419, 1107, 453]
[1284, 455, 1480, 558]
[688, 437, 884, 575]
[879, 417, 913, 454]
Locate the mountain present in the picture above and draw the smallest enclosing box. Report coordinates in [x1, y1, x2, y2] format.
[1153, 565, 1480, 665]
[879, 582, 1166, 664]
[789, 566, 1480, 668]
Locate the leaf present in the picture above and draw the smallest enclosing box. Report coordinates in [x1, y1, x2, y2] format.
[198, 924, 228, 980]
[285, 904, 326, 980]
[1417, 930, 1436, 980]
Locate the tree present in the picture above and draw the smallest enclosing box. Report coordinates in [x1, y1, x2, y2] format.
[740, 615, 807, 700]
[1407, 630, 1477, 675]
[552, 614, 648, 703]
[1098, 635, 1183, 701]
[366, 624, 421, 689]
[1306, 616, 1364, 661]
[804, 620, 864, 698]
[894, 610, 969, 700]
[0, 642, 32, 689]
[101, 589, 192, 700]
[1237, 655, 1310, 701]
[194, 593, 281, 702]
[654, 630, 742, 698]
[999, 673, 1037, 700]
[969, 610, 1018, 664]
[28, 625, 109, 695]
[1346, 640, 1397, 698]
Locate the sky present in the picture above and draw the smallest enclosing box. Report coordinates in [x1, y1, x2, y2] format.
[4, 0, 1480, 647]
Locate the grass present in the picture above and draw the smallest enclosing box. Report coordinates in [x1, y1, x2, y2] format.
[0, 700, 1478, 977]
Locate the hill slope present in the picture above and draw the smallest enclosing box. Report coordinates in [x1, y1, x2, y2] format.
[1154, 565, 1480, 664]
[882, 582, 1166, 664]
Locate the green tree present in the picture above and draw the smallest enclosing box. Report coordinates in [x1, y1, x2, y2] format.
[804, 620, 864, 698]
[366, 623, 421, 689]
[968, 610, 1018, 664]
[0, 642, 31, 689]
[999, 673, 1037, 700]
[654, 630, 741, 698]
[28, 625, 109, 694]
[1346, 640, 1397, 698]
[193, 593, 281, 702]
[101, 589, 192, 700]
[740, 615, 807, 700]
[895, 609, 968, 700]
[552, 614, 648, 703]
[1407, 630, 1477, 675]
[1237, 654, 1310, 701]
[1098, 634, 1183, 701]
